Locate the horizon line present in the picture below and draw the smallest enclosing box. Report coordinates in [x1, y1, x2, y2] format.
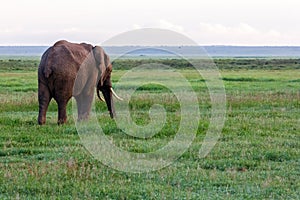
[1, 44, 300, 47]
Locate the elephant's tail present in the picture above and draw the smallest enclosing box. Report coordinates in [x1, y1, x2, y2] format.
[43, 66, 52, 78]
[39, 47, 53, 78]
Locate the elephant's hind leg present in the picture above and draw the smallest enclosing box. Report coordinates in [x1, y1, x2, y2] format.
[38, 83, 51, 125]
[57, 100, 68, 125]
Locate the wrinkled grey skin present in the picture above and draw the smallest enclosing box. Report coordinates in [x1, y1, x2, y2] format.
[38, 40, 114, 125]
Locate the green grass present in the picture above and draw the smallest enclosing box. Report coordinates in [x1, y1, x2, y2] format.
[0, 58, 299, 199]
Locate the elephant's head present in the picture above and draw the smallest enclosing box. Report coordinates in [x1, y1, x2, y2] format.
[93, 46, 122, 118]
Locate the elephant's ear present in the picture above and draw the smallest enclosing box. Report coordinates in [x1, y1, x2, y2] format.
[93, 46, 112, 87]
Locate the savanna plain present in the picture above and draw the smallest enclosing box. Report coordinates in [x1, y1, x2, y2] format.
[0, 58, 299, 199]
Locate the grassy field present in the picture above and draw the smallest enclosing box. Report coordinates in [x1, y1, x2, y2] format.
[0, 58, 299, 199]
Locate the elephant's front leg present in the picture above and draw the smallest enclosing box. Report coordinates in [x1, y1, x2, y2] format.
[75, 94, 94, 121]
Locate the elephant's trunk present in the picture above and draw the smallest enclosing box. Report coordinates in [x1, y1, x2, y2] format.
[97, 86, 115, 118]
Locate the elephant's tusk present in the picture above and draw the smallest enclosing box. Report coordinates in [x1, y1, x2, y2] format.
[97, 90, 106, 102]
[110, 88, 123, 101]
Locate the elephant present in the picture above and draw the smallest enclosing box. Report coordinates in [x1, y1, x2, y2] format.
[38, 40, 122, 125]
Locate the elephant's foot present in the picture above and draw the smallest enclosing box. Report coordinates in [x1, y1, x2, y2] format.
[38, 115, 46, 125]
[57, 118, 67, 125]
[38, 118, 46, 125]
[78, 112, 90, 121]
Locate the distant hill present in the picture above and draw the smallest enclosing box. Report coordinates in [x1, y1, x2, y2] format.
[1, 46, 300, 58]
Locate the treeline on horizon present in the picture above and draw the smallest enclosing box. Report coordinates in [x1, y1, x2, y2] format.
[0, 58, 299, 71]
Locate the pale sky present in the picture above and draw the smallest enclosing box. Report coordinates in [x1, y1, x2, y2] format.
[1, 0, 300, 46]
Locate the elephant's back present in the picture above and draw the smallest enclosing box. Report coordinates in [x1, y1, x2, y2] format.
[40, 41, 93, 78]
